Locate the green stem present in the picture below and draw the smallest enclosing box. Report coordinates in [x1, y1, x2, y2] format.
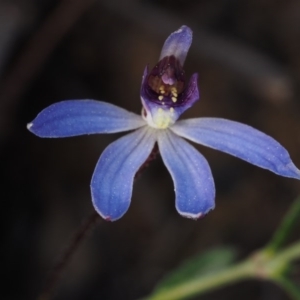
[143, 241, 300, 300]
[144, 260, 254, 300]
[271, 241, 300, 267]
[266, 197, 300, 253]
[274, 277, 300, 300]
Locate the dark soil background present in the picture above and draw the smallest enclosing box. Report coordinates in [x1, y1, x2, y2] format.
[1, 0, 300, 299]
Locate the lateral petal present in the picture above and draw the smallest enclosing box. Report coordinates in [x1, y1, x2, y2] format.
[158, 130, 215, 219]
[27, 100, 146, 137]
[91, 127, 156, 221]
[171, 118, 300, 179]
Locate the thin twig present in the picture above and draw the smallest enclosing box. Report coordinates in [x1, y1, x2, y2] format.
[38, 145, 159, 299]
[38, 211, 100, 300]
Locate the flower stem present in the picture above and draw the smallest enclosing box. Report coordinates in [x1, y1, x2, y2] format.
[143, 241, 300, 300]
[271, 241, 300, 267]
[143, 261, 254, 300]
[38, 211, 101, 300]
[37, 146, 158, 300]
[274, 277, 300, 300]
[266, 196, 300, 253]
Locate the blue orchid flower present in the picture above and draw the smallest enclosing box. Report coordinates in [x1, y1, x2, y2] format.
[27, 26, 300, 221]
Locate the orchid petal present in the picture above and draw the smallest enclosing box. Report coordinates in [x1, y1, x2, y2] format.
[171, 118, 300, 179]
[91, 127, 156, 221]
[173, 73, 200, 116]
[159, 25, 192, 65]
[141, 67, 199, 128]
[27, 100, 146, 137]
[157, 130, 215, 219]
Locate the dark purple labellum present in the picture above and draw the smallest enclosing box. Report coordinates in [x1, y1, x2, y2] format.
[145, 55, 188, 107]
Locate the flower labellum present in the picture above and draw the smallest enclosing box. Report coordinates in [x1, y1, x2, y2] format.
[27, 25, 300, 221]
[141, 26, 199, 129]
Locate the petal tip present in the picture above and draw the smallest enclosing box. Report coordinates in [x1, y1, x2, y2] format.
[178, 206, 214, 220]
[286, 162, 300, 180]
[175, 25, 192, 36]
[91, 190, 124, 222]
[27, 122, 33, 131]
[160, 25, 193, 65]
[179, 211, 204, 220]
[92, 203, 123, 222]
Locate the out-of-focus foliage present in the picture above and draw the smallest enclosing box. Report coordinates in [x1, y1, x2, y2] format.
[154, 247, 237, 291]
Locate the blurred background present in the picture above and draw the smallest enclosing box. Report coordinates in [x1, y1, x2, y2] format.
[1, 0, 300, 299]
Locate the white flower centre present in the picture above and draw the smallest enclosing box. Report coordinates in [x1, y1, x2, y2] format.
[142, 107, 176, 129]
